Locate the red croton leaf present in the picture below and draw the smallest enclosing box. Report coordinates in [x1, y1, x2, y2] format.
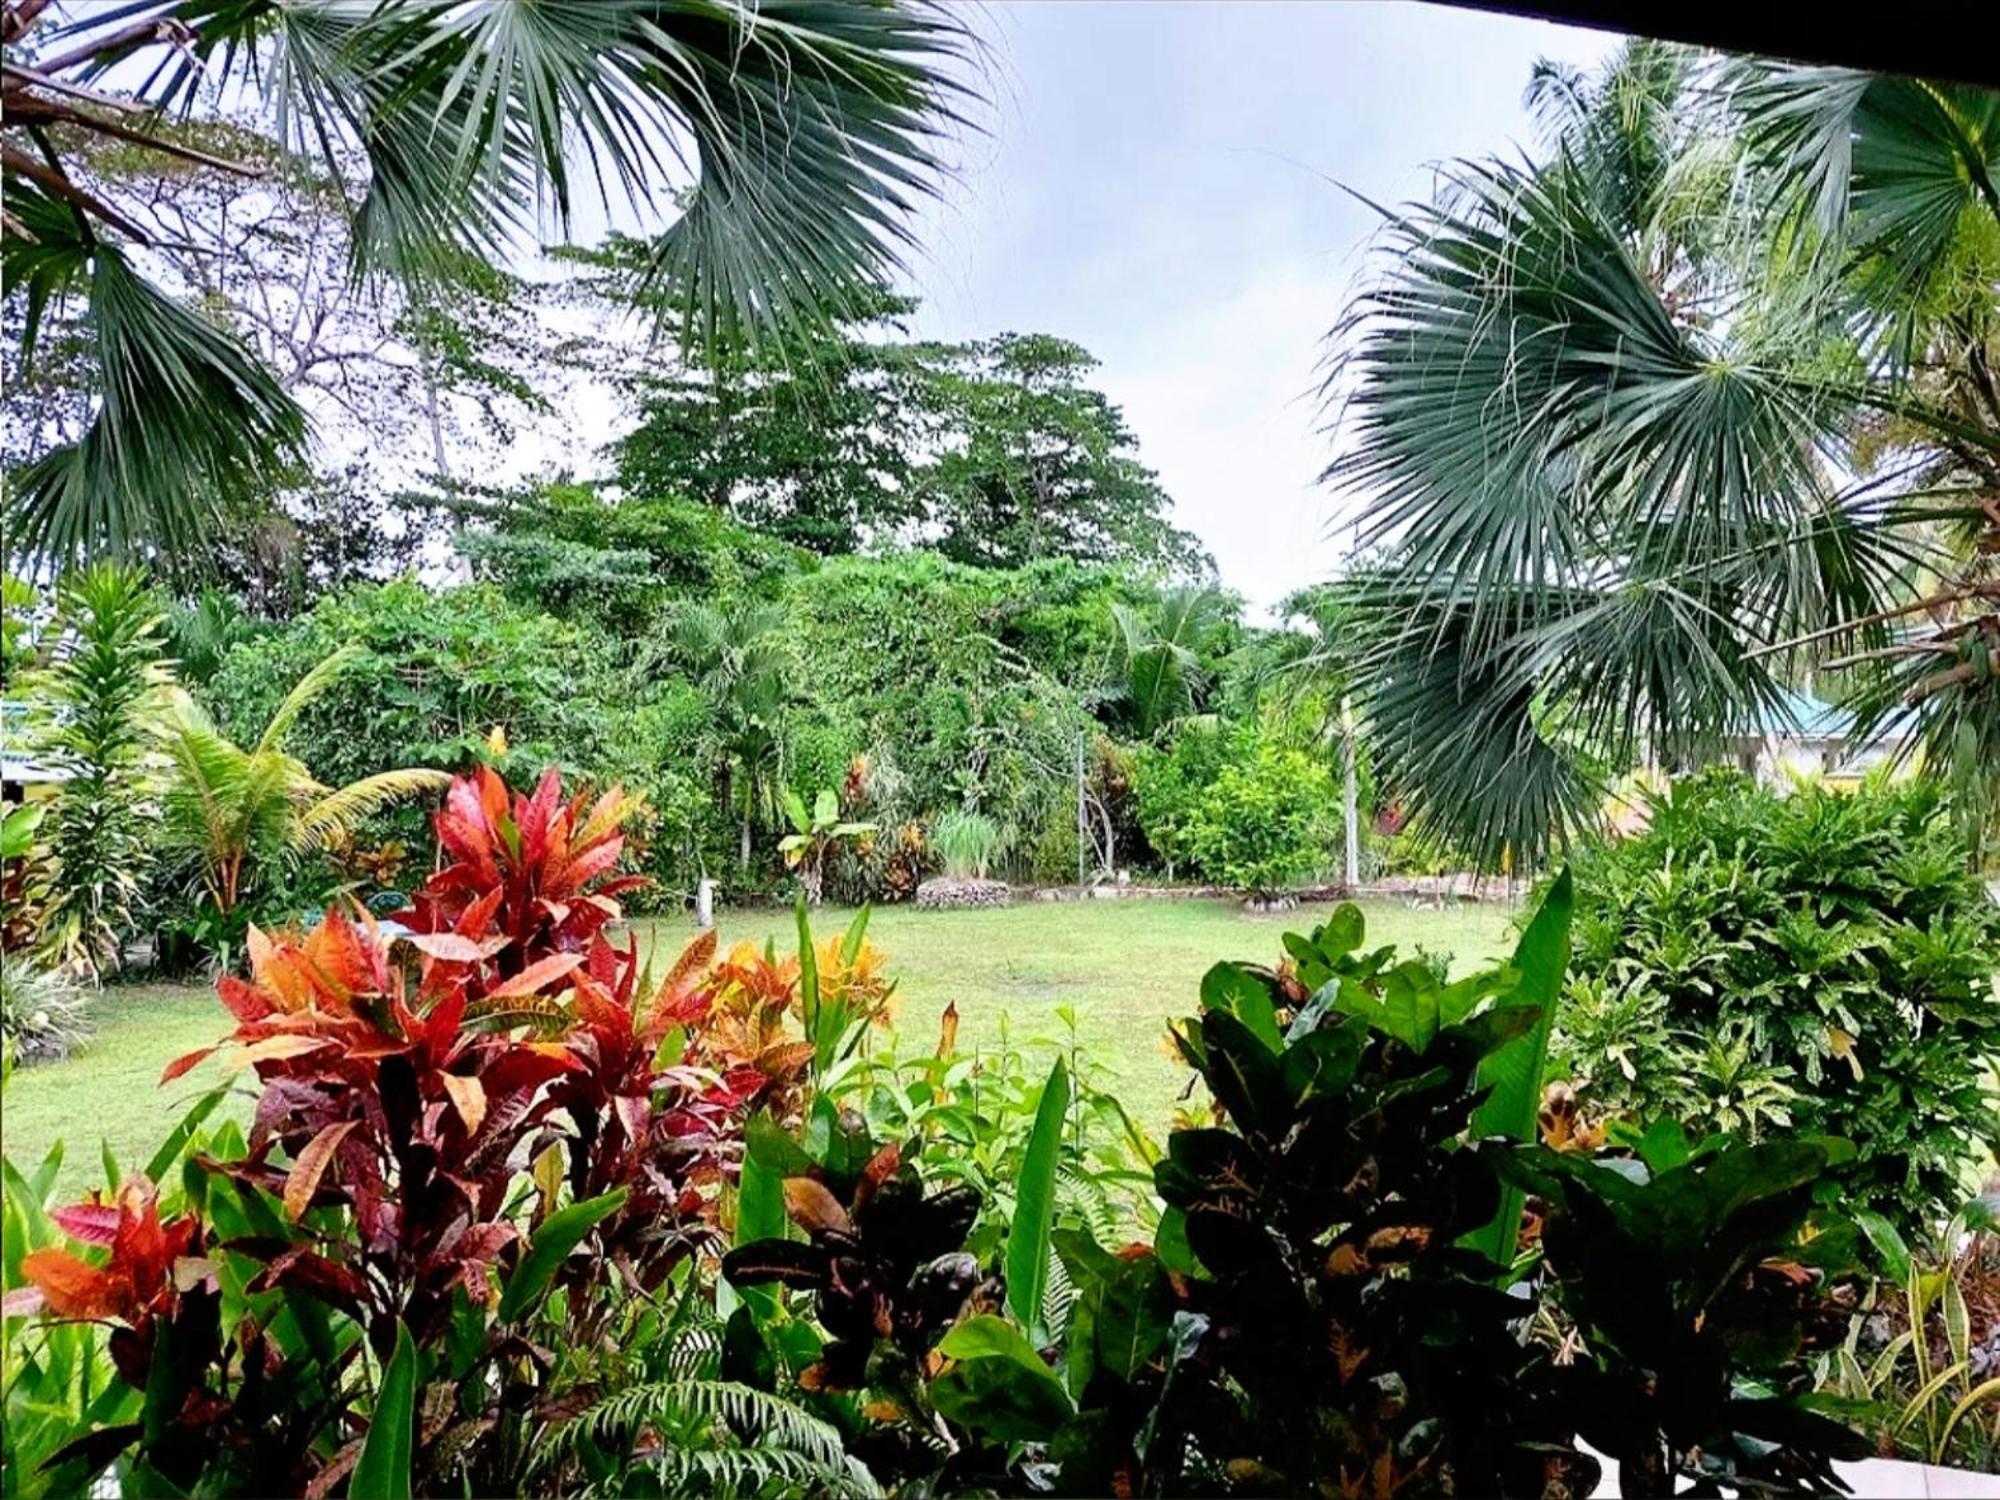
[488, 951, 585, 999]
[50, 1202, 121, 1245]
[160, 1047, 218, 1085]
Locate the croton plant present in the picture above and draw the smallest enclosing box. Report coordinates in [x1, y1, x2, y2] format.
[2, 768, 881, 1495]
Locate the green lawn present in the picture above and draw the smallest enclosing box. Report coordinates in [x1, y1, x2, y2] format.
[2, 897, 1516, 1200]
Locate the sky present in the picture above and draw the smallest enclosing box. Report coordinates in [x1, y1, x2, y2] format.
[481, 2, 1616, 611]
[885, 1, 1615, 615]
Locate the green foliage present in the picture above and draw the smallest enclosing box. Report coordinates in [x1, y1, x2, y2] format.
[158, 646, 449, 924]
[440, 481, 807, 629]
[779, 553, 1101, 861]
[1106, 584, 1231, 740]
[1508, 1123, 1868, 1494]
[931, 810, 1003, 880]
[1179, 735, 1336, 893]
[0, 962, 91, 1066]
[612, 306, 1210, 573]
[1551, 771, 2000, 1234]
[913, 333, 1210, 575]
[779, 789, 876, 907]
[0, 573, 42, 686]
[206, 580, 614, 797]
[32, 564, 172, 974]
[1133, 720, 1235, 876]
[610, 285, 929, 556]
[1821, 1195, 2000, 1469]
[164, 590, 270, 686]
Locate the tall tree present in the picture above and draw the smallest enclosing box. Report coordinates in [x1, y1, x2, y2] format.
[1, 0, 975, 569]
[1329, 43, 1999, 866]
[607, 296, 1211, 573]
[917, 333, 1210, 574]
[611, 280, 930, 554]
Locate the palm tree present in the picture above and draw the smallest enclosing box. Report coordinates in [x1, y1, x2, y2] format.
[158, 644, 449, 917]
[2, 0, 975, 568]
[1107, 584, 1229, 740]
[659, 599, 794, 872]
[1328, 42, 1999, 868]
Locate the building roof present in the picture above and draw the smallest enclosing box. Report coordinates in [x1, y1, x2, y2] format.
[1746, 687, 1913, 748]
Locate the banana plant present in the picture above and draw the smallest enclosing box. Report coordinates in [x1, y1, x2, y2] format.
[777, 788, 875, 907]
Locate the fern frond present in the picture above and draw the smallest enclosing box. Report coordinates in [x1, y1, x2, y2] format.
[539, 1379, 863, 1488]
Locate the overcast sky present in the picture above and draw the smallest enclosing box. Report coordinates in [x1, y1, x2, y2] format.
[533, 3, 1616, 614]
[885, 1, 1615, 614]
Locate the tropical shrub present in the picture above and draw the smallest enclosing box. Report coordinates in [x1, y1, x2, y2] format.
[206, 580, 616, 797]
[28, 565, 173, 974]
[1, 802, 53, 955]
[1133, 720, 1238, 879]
[1182, 735, 1337, 894]
[157, 644, 449, 932]
[0, 961, 90, 1065]
[2, 768, 752, 1494]
[778, 788, 875, 906]
[1550, 771, 2000, 1235]
[1819, 1192, 2000, 1471]
[713, 886, 1866, 1498]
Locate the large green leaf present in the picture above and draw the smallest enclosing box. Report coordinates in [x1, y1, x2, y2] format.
[1006, 1057, 1069, 1342]
[350, 1321, 417, 1500]
[496, 1188, 627, 1323]
[930, 1314, 1074, 1442]
[1464, 870, 1573, 1270]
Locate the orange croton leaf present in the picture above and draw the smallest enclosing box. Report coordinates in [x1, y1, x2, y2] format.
[283, 1121, 360, 1221]
[25, 1178, 198, 1325]
[161, 1046, 218, 1084]
[19, 1249, 124, 1321]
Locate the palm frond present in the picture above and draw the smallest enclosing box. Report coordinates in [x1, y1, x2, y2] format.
[254, 641, 362, 755]
[2, 223, 306, 568]
[291, 768, 451, 855]
[1734, 64, 2000, 319]
[539, 1379, 881, 1498]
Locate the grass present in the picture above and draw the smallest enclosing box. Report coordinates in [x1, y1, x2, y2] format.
[1, 897, 1516, 1200]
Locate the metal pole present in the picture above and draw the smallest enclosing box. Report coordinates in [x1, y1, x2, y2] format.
[1072, 732, 1088, 888]
[1342, 696, 1360, 891]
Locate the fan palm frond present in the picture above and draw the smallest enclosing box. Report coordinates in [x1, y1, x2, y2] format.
[7, 0, 976, 568]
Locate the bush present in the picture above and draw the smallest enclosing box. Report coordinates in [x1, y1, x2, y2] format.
[207, 579, 618, 795]
[932, 810, 1002, 880]
[1550, 770, 2000, 1236]
[1137, 726, 1335, 893]
[720, 890, 1867, 1497]
[0, 962, 90, 1064]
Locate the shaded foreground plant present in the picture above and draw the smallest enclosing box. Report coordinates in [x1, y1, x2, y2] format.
[715, 886, 1867, 1498]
